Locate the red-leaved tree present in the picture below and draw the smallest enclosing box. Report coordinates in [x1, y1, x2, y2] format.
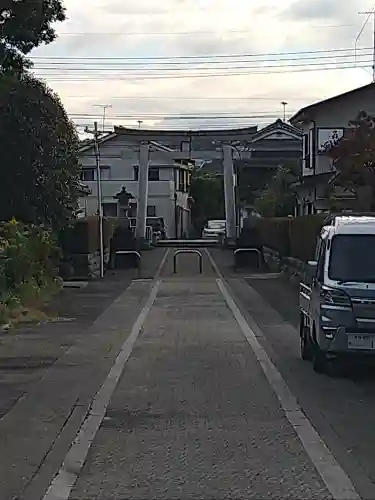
[326, 111, 375, 211]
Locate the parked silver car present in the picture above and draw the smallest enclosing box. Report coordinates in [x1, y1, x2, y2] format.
[202, 220, 226, 239]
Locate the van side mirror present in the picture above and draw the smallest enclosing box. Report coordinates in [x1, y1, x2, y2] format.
[306, 260, 318, 282]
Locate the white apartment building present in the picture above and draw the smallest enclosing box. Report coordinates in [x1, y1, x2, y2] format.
[78, 133, 192, 238]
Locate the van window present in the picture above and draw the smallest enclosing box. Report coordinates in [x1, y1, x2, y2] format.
[328, 234, 375, 283]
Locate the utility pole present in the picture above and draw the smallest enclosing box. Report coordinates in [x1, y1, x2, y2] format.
[281, 101, 288, 121]
[137, 120, 143, 129]
[94, 104, 112, 134]
[135, 142, 149, 243]
[222, 144, 236, 242]
[358, 10, 375, 81]
[173, 168, 178, 238]
[84, 121, 104, 278]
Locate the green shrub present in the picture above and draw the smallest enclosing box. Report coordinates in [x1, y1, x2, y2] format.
[289, 215, 326, 262]
[0, 218, 60, 309]
[257, 217, 291, 256]
[60, 216, 118, 255]
[60, 217, 96, 254]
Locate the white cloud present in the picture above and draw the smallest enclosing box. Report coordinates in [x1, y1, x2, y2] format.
[30, 0, 375, 132]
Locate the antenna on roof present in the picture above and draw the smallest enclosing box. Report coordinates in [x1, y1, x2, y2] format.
[93, 104, 112, 134]
[357, 7, 375, 81]
[281, 101, 288, 122]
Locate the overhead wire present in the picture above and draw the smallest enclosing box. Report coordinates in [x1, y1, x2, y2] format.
[31, 46, 368, 61]
[64, 95, 322, 101]
[31, 47, 372, 80]
[37, 46, 369, 129]
[33, 64, 372, 81]
[69, 112, 295, 120]
[55, 24, 357, 36]
[32, 53, 372, 70]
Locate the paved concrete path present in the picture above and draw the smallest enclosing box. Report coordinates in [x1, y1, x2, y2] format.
[1, 247, 369, 499]
[60, 275, 334, 499]
[0, 248, 167, 500]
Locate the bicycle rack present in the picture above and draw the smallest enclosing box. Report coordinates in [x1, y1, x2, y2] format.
[157, 239, 218, 248]
[115, 250, 141, 275]
[173, 249, 203, 274]
[233, 248, 262, 271]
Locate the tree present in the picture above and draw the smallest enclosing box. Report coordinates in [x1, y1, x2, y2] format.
[254, 161, 299, 217]
[237, 167, 275, 206]
[325, 111, 375, 211]
[0, 72, 81, 229]
[1, 0, 65, 72]
[189, 170, 225, 235]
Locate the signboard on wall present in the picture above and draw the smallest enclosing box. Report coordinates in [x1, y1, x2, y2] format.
[317, 128, 343, 154]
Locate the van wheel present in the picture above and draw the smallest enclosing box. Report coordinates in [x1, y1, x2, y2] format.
[300, 316, 313, 361]
[313, 346, 328, 374]
[301, 330, 313, 361]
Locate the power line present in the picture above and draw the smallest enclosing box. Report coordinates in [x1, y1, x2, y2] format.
[31, 46, 368, 61]
[64, 95, 320, 101]
[32, 52, 372, 69]
[71, 112, 291, 120]
[34, 63, 372, 81]
[56, 24, 357, 36]
[69, 112, 295, 120]
[33, 61, 372, 75]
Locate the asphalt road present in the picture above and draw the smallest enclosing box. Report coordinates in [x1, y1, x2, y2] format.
[3, 246, 375, 499]
[69, 271, 330, 500]
[211, 248, 375, 499]
[0, 248, 167, 500]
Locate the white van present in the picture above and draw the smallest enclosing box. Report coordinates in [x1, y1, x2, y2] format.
[300, 215, 375, 373]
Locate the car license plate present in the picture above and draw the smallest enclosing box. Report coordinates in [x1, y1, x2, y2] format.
[348, 334, 375, 350]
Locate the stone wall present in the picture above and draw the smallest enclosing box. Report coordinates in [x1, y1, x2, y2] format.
[60, 249, 110, 280]
[263, 246, 305, 285]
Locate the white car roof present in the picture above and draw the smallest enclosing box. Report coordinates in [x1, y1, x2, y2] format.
[324, 216, 375, 237]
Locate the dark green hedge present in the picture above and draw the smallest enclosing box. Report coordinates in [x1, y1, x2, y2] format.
[256, 215, 326, 262]
[60, 216, 118, 255]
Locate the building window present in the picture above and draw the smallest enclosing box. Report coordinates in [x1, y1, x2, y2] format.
[82, 169, 95, 181]
[133, 166, 139, 181]
[187, 170, 191, 189]
[129, 203, 137, 217]
[303, 133, 309, 158]
[81, 167, 110, 181]
[100, 167, 111, 180]
[102, 203, 118, 217]
[147, 205, 156, 217]
[149, 167, 159, 181]
[133, 166, 160, 181]
[178, 169, 186, 192]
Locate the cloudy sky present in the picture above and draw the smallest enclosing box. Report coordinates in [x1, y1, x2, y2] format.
[30, 0, 375, 133]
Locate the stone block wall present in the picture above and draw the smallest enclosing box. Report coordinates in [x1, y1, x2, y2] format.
[263, 246, 305, 286]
